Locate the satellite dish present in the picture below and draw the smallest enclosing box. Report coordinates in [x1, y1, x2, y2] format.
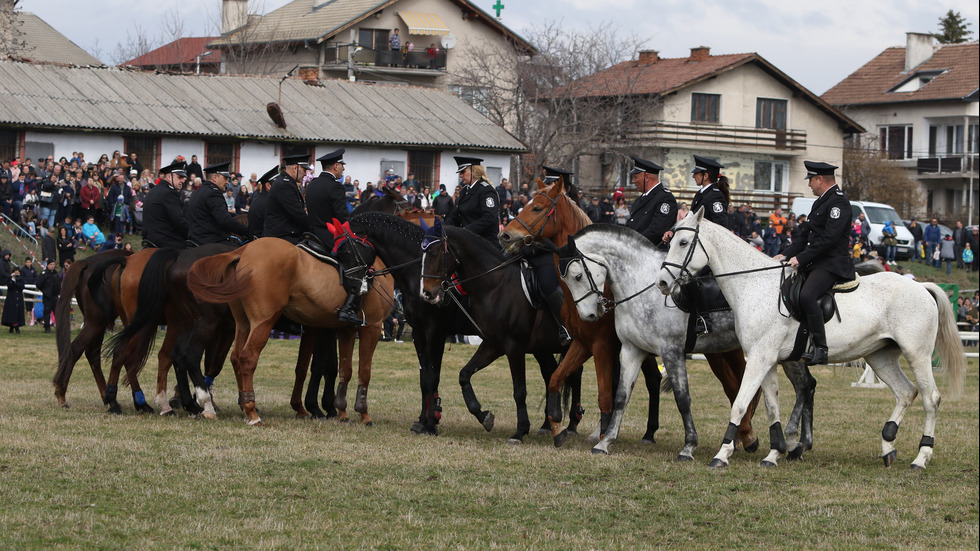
[440, 34, 457, 49]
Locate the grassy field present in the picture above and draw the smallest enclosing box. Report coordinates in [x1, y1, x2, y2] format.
[0, 327, 977, 550]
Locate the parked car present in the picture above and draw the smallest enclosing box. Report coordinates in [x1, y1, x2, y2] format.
[792, 198, 915, 259]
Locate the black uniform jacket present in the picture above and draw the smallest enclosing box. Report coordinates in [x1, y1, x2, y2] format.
[691, 184, 729, 228]
[627, 184, 677, 245]
[186, 182, 249, 245]
[247, 192, 269, 238]
[444, 179, 498, 246]
[305, 171, 349, 249]
[264, 173, 308, 244]
[142, 182, 188, 248]
[782, 184, 855, 281]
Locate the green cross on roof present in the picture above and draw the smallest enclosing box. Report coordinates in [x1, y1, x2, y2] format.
[492, 0, 505, 17]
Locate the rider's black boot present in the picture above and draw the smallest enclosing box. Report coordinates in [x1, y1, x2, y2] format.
[337, 293, 363, 325]
[545, 288, 572, 347]
[802, 313, 829, 366]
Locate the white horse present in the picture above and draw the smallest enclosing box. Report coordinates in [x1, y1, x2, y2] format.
[556, 225, 816, 460]
[656, 209, 965, 469]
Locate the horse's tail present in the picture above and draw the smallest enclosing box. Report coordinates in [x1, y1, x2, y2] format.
[922, 282, 965, 399]
[103, 248, 181, 383]
[660, 373, 674, 395]
[53, 258, 89, 392]
[86, 255, 128, 323]
[186, 250, 248, 304]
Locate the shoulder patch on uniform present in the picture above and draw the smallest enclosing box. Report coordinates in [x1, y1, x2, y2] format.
[660, 203, 670, 214]
[485, 196, 496, 208]
[830, 207, 841, 219]
[712, 202, 724, 213]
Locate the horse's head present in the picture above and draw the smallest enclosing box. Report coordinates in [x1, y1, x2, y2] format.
[657, 207, 707, 296]
[329, 219, 377, 295]
[557, 235, 610, 322]
[498, 178, 563, 255]
[419, 218, 456, 305]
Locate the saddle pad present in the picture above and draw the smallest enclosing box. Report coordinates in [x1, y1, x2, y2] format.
[297, 241, 339, 266]
[518, 260, 544, 310]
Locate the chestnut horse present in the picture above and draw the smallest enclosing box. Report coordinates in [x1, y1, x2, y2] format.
[186, 236, 395, 425]
[498, 178, 762, 453]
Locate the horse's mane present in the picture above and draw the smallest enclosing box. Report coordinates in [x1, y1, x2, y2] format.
[444, 226, 505, 263]
[529, 182, 592, 230]
[349, 212, 424, 251]
[574, 223, 657, 255]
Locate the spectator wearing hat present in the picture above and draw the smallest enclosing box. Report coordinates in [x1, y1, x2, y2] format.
[36, 258, 61, 334]
[627, 157, 677, 246]
[264, 153, 311, 244]
[776, 161, 854, 366]
[141, 160, 189, 248]
[247, 166, 279, 238]
[690, 154, 731, 229]
[2, 265, 25, 333]
[444, 157, 500, 247]
[186, 162, 251, 246]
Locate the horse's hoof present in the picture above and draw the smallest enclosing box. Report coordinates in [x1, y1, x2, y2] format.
[202, 412, 217, 421]
[590, 447, 609, 455]
[566, 427, 579, 436]
[212, 405, 222, 414]
[168, 397, 182, 410]
[61, 403, 70, 409]
[160, 410, 176, 417]
[676, 454, 694, 462]
[481, 412, 495, 432]
[107, 405, 123, 415]
[743, 438, 760, 454]
[422, 424, 438, 436]
[708, 458, 728, 469]
[337, 417, 350, 424]
[882, 450, 897, 467]
[363, 421, 375, 427]
[910, 463, 925, 471]
[136, 405, 155, 415]
[410, 422, 424, 434]
[760, 460, 777, 468]
[536, 428, 550, 437]
[506, 438, 523, 445]
[641, 436, 656, 445]
[787, 445, 805, 461]
[554, 429, 569, 448]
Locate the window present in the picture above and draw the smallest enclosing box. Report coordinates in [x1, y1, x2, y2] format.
[205, 141, 238, 173]
[753, 160, 788, 192]
[124, 137, 160, 173]
[448, 85, 489, 116]
[928, 125, 938, 156]
[879, 125, 913, 160]
[407, 150, 439, 191]
[357, 28, 389, 50]
[756, 98, 787, 130]
[379, 160, 405, 182]
[970, 124, 979, 154]
[0, 129, 19, 166]
[946, 125, 964, 154]
[691, 93, 720, 123]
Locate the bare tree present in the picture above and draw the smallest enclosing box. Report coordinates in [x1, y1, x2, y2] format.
[843, 136, 924, 217]
[111, 24, 160, 67]
[452, 20, 651, 184]
[0, 0, 31, 59]
[213, 1, 295, 76]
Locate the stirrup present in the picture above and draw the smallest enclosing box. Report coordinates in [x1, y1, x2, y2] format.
[558, 326, 573, 347]
[802, 346, 828, 366]
[337, 307, 363, 326]
[695, 315, 710, 336]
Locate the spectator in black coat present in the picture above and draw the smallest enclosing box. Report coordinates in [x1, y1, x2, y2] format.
[36, 258, 61, 333]
[2, 266, 25, 333]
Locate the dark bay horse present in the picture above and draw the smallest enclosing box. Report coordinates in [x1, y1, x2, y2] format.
[498, 178, 764, 453]
[186, 237, 394, 425]
[419, 222, 575, 444]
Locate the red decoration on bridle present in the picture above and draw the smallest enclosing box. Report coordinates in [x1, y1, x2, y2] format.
[326, 218, 373, 253]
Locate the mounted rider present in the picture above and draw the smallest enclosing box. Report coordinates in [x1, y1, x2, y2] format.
[625, 156, 676, 246]
[776, 161, 855, 366]
[246, 166, 280, 238]
[264, 153, 311, 245]
[306, 148, 362, 325]
[186, 161, 251, 246]
[141, 160, 189, 249]
[444, 156, 499, 248]
[689, 155, 731, 229]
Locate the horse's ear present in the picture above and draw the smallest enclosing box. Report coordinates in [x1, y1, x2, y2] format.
[419, 217, 431, 233]
[554, 177, 566, 195]
[535, 177, 547, 191]
[692, 206, 705, 224]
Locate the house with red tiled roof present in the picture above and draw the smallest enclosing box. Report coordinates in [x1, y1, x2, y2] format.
[567, 47, 862, 207]
[122, 37, 222, 74]
[822, 32, 978, 220]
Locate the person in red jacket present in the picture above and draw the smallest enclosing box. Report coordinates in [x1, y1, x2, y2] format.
[79, 178, 101, 222]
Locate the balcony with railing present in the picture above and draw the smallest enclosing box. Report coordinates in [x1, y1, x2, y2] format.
[322, 44, 448, 74]
[916, 153, 978, 178]
[629, 121, 807, 152]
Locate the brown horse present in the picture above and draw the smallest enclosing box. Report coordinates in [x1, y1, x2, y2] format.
[186, 237, 395, 425]
[498, 178, 761, 452]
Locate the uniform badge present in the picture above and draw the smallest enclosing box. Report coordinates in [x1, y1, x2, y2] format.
[485, 196, 495, 208]
[659, 203, 670, 214]
[712, 202, 724, 213]
[830, 207, 840, 219]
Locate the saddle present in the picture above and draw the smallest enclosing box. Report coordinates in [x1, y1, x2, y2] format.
[672, 268, 732, 351]
[780, 272, 860, 361]
[518, 260, 546, 310]
[296, 233, 349, 291]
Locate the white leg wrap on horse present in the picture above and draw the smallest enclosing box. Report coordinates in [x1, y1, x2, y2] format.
[587, 425, 602, 445]
[881, 439, 897, 458]
[195, 386, 216, 419]
[247, 416, 263, 426]
[156, 391, 172, 415]
[912, 446, 933, 469]
[714, 441, 735, 465]
[762, 449, 780, 467]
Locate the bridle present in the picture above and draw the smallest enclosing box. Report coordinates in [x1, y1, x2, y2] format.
[659, 224, 708, 287]
[560, 252, 614, 316]
[511, 189, 561, 246]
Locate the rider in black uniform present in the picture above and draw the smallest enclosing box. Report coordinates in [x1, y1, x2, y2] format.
[141, 160, 189, 248]
[443, 156, 499, 248]
[186, 162, 251, 245]
[264, 153, 310, 245]
[625, 156, 676, 246]
[246, 166, 279, 238]
[307, 148, 361, 325]
[777, 161, 855, 365]
[689, 154, 730, 228]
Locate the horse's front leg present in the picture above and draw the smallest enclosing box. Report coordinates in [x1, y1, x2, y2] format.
[506, 352, 530, 444]
[659, 346, 698, 461]
[546, 341, 590, 447]
[592, 343, 645, 455]
[758, 367, 785, 468]
[292, 330, 315, 418]
[638, 355, 662, 445]
[704, 349, 760, 453]
[780, 360, 816, 460]
[353, 322, 383, 426]
[710, 353, 778, 468]
[333, 328, 352, 423]
[458, 343, 503, 433]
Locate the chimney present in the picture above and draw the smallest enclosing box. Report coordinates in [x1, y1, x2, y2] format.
[222, 0, 248, 35]
[638, 50, 660, 65]
[689, 46, 710, 62]
[905, 32, 935, 71]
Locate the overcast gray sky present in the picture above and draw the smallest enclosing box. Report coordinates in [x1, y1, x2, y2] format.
[24, 0, 980, 95]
